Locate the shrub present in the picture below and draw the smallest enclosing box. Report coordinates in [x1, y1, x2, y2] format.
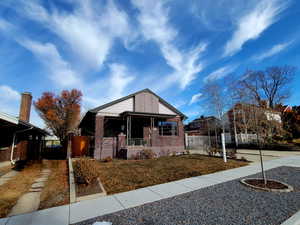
[240, 156, 248, 162]
[73, 158, 99, 185]
[103, 156, 113, 162]
[227, 149, 237, 159]
[159, 149, 171, 157]
[205, 147, 218, 156]
[139, 149, 156, 159]
[130, 149, 157, 160]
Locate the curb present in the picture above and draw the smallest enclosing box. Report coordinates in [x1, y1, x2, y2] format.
[281, 210, 300, 225]
[240, 178, 294, 193]
[68, 158, 76, 204]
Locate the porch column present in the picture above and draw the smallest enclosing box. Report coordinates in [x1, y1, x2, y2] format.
[126, 116, 131, 145]
[150, 117, 154, 147]
[94, 115, 104, 160]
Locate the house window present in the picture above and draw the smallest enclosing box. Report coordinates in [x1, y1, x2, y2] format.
[158, 121, 178, 136]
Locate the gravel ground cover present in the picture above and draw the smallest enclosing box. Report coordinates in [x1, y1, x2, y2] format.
[74, 166, 300, 225]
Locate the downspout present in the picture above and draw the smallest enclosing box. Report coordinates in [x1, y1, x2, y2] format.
[10, 127, 33, 165]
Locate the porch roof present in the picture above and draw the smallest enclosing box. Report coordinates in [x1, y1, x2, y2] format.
[0, 111, 49, 147]
[120, 111, 177, 118]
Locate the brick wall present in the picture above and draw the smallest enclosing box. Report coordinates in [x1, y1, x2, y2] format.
[0, 145, 22, 162]
[94, 116, 185, 160]
[127, 116, 185, 159]
[94, 115, 104, 159]
[148, 116, 184, 147]
[0, 147, 11, 162]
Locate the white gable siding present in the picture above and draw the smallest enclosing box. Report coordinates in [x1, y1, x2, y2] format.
[158, 102, 176, 115]
[97, 97, 133, 117]
[265, 111, 282, 123]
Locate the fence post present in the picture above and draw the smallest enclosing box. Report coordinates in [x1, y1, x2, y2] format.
[221, 133, 227, 163]
[185, 133, 188, 149]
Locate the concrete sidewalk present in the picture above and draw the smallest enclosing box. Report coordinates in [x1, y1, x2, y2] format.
[0, 161, 11, 169]
[1, 156, 300, 225]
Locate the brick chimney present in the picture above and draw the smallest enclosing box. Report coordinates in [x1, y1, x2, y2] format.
[19, 92, 32, 122]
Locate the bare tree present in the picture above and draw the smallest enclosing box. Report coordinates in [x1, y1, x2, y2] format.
[260, 66, 295, 108]
[202, 81, 226, 132]
[202, 80, 230, 162]
[237, 66, 295, 109]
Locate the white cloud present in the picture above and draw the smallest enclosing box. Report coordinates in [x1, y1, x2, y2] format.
[252, 41, 292, 61]
[189, 93, 203, 105]
[223, 0, 289, 57]
[0, 19, 14, 31]
[20, 0, 133, 69]
[79, 63, 135, 111]
[0, 85, 20, 100]
[108, 63, 135, 100]
[0, 85, 45, 127]
[203, 65, 237, 83]
[18, 39, 81, 87]
[0, 85, 20, 116]
[132, 0, 207, 89]
[183, 109, 201, 118]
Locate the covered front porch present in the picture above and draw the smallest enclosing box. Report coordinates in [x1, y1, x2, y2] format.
[94, 111, 184, 159]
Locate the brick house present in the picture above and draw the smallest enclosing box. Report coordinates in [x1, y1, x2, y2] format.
[185, 116, 221, 136]
[79, 89, 187, 159]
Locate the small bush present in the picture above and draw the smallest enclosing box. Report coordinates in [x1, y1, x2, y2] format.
[139, 149, 156, 159]
[73, 158, 99, 185]
[131, 149, 157, 160]
[160, 149, 172, 157]
[240, 156, 248, 162]
[103, 156, 113, 162]
[205, 147, 218, 156]
[227, 149, 237, 159]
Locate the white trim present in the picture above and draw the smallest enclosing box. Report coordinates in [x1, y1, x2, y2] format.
[0, 111, 18, 124]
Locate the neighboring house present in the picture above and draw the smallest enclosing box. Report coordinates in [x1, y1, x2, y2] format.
[226, 103, 282, 144]
[79, 89, 187, 159]
[185, 116, 220, 136]
[0, 92, 48, 163]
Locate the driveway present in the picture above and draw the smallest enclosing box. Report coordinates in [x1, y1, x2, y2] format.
[236, 149, 300, 164]
[190, 148, 300, 164]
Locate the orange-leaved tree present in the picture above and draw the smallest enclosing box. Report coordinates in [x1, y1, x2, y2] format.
[34, 89, 82, 148]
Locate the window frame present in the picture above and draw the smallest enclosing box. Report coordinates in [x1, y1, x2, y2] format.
[158, 121, 178, 136]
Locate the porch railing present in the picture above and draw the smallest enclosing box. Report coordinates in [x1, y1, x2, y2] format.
[127, 138, 148, 146]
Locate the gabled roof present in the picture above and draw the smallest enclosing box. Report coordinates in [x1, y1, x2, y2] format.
[89, 88, 187, 119]
[0, 111, 48, 135]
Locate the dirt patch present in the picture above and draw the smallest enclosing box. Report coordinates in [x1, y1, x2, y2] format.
[97, 154, 248, 195]
[73, 159, 104, 198]
[0, 162, 42, 218]
[39, 160, 69, 210]
[245, 179, 289, 189]
[76, 179, 103, 197]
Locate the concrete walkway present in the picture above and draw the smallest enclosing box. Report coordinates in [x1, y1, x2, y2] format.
[0, 170, 18, 186]
[0, 161, 11, 168]
[8, 168, 51, 216]
[1, 156, 300, 225]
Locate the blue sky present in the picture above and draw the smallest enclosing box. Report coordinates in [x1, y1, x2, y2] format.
[0, 0, 299, 127]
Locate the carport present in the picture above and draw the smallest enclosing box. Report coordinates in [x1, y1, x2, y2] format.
[0, 112, 48, 163]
